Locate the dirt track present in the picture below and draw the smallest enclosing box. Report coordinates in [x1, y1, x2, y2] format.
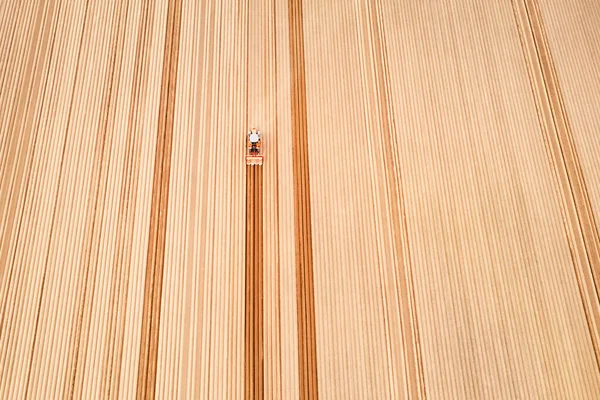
[1, 0, 600, 398]
[245, 166, 264, 399]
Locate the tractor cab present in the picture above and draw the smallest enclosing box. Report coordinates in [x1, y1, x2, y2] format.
[246, 128, 263, 166]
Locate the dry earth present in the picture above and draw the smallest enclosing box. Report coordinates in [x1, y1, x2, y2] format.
[1, 0, 600, 398]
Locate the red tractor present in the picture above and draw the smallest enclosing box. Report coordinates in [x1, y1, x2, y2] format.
[246, 128, 263, 166]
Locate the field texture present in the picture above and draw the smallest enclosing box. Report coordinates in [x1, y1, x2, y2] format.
[1, 0, 599, 398]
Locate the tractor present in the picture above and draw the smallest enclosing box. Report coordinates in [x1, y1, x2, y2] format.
[246, 128, 263, 166]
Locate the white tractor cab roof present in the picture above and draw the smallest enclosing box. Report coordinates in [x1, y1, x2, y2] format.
[249, 132, 260, 143]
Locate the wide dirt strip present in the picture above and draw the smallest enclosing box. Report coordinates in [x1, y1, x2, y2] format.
[136, 0, 182, 398]
[365, 0, 426, 397]
[288, 0, 318, 398]
[512, 0, 600, 366]
[245, 166, 264, 399]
